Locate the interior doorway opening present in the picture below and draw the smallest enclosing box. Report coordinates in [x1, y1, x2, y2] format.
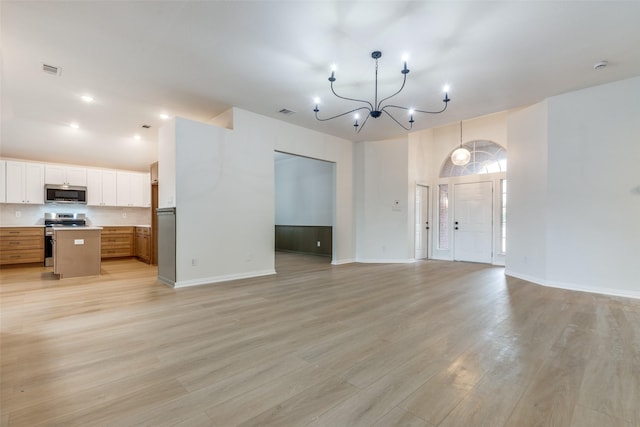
[274, 151, 336, 268]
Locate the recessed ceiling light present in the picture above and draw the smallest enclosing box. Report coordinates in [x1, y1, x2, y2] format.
[134, 134, 141, 140]
[81, 95, 94, 103]
[70, 122, 79, 129]
[160, 113, 169, 120]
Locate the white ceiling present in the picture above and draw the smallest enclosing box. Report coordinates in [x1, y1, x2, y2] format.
[2, 1, 640, 171]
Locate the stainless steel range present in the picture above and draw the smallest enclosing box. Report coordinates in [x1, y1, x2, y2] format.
[44, 213, 87, 266]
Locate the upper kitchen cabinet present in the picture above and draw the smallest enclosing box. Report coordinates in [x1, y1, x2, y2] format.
[142, 173, 151, 207]
[117, 172, 149, 207]
[87, 169, 117, 206]
[5, 161, 44, 204]
[45, 165, 87, 186]
[0, 160, 6, 203]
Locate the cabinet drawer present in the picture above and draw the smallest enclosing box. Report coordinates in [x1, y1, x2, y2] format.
[0, 249, 44, 265]
[135, 227, 150, 236]
[0, 227, 44, 237]
[101, 235, 133, 246]
[101, 247, 133, 258]
[0, 236, 44, 250]
[101, 226, 134, 235]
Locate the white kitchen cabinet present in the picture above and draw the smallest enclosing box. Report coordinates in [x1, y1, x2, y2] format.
[0, 160, 6, 203]
[5, 161, 44, 204]
[45, 165, 87, 186]
[87, 169, 117, 206]
[142, 173, 151, 207]
[117, 171, 148, 207]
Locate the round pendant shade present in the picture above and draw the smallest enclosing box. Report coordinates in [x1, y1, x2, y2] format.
[451, 147, 471, 166]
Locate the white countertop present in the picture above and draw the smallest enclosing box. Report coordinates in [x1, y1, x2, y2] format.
[90, 224, 150, 227]
[1, 224, 150, 228]
[52, 226, 103, 231]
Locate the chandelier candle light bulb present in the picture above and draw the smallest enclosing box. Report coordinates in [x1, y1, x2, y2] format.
[313, 50, 450, 132]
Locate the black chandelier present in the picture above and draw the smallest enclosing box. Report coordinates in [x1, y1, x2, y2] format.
[313, 50, 450, 132]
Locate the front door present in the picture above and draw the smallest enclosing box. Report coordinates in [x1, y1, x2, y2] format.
[415, 185, 429, 259]
[454, 181, 492, 263]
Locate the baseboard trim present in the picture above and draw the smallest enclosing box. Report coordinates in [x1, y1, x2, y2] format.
[332, 258, 356, 265]
[355, 258, 416, 264]
[505, 270, 640, 300]
[172, 269, 276, 288]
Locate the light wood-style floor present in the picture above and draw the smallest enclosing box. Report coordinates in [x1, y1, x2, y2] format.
[1, 254, 639, 427]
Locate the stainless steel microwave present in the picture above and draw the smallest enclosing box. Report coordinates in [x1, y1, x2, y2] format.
[44, 185, 87, 204]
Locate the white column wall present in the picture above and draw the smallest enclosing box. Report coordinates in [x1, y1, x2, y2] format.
[505, 101, 549, 281]
[157, 118, 176, 208]
[355, 137, 412, 262]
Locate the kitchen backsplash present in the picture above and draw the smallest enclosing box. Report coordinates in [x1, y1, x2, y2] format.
[0, 204, 151, 227]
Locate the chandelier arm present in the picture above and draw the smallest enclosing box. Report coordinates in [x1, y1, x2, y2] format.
[314, 106, 371, 122]
[376, 72, 408, 110]
[381, 109, 412, 131]
[355, 114, 372, 133]
[330, 81, 374, 111]
[382, 100, 450, 115]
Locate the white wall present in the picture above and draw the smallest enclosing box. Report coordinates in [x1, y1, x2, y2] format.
[165, 109, 355, 287]
[506, 76, 640, 298]
[158, 118, 176, 208]
[355, 137, 413, 262]
[274, 154, 334, 226]
[505, 101, 549, 280]
[267, 111, 355, 264]
[173, 117, 267, 286]
[545, 77, 640, 296]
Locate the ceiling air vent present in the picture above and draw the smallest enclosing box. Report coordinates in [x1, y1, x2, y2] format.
[42, 63, 61, 76]
[278, 108, 295, 115]
[142, 124, 151, 129]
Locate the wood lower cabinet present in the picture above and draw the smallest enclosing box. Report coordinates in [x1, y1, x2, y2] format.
[0, 227, 44, 265]
[135, 227, 151, 263]
[101, 226, 134, 258]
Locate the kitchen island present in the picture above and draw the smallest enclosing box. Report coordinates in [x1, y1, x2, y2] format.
[53, 226, 102, 279]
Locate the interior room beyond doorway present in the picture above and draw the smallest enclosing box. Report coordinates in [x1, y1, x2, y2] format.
[274, 152, 336, 266]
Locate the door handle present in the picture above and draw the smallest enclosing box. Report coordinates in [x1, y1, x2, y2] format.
[426, 227, 430, 230]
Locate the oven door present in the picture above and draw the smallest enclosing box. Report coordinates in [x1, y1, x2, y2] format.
[44, 233, 54, 267]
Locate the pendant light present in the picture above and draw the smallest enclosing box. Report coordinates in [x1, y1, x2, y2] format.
[451, 121, 471, 166]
